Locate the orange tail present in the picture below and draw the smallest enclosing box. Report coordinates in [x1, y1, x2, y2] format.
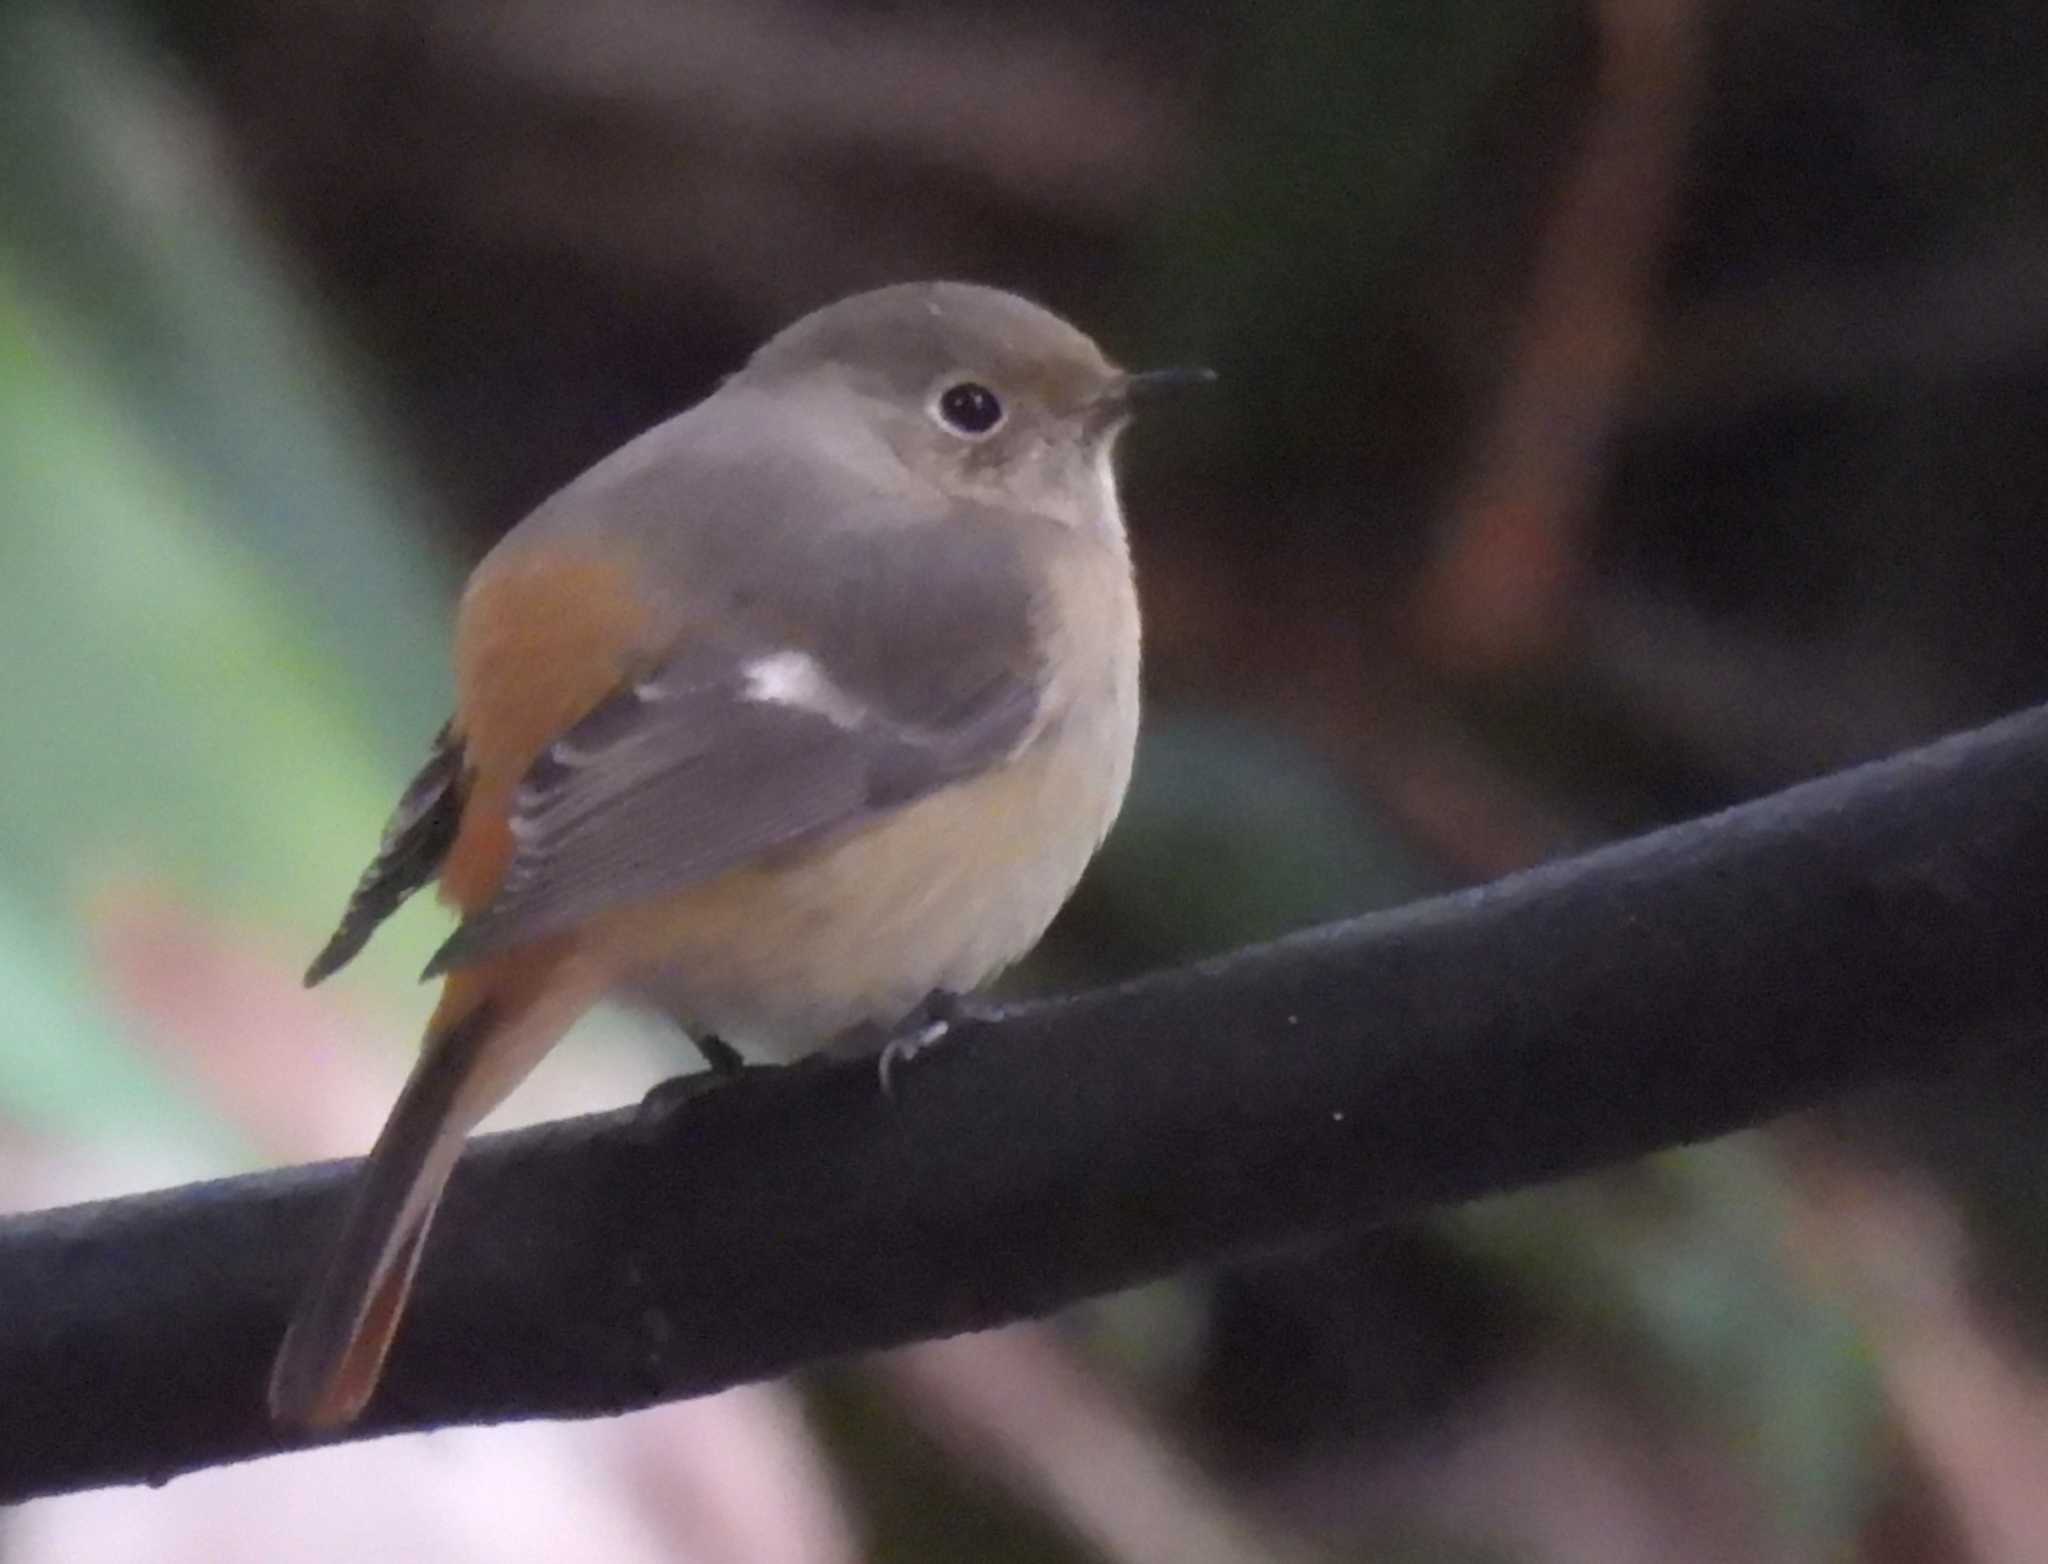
[268, 952, 589, 1430]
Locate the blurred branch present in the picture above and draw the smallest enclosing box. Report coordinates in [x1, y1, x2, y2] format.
[884, 1328, 1304, 1564]
[1255, 1354, 1796, 1563]
[1781, 1140, 2048, 1561]
[1307, 687, 1585, 879]
[1409, 0, 1706, 671]
[11, 702, 2048, 1501]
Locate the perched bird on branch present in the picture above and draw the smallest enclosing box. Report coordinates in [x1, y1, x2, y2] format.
[268, 281, 1210, 1430]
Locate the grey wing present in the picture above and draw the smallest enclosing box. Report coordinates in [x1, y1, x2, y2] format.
[306, 724, 466, 986]
[422, 403, 1054, 977]
[422, 635, 1042, 978]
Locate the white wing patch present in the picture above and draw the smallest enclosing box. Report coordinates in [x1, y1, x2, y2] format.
[741, 650, 869, 730]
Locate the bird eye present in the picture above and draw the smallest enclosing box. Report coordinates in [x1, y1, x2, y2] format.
[933, 380, 1005, 437]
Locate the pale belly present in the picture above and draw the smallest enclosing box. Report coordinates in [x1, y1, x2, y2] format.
[599, 692, 1138, 1057]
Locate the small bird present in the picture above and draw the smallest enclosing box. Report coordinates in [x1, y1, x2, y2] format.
[268, 281, 1210, 1430]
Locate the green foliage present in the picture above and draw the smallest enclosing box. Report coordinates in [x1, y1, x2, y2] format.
[1448, 1143, 1886, 1549]
[0, 5, 455, 1143]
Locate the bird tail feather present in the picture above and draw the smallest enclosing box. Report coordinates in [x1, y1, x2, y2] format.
[268, 951, 583, 1430]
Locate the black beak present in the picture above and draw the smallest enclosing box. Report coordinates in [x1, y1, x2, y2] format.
[1090, 366, 1217, 421]
[1113, 366, 1218, 407]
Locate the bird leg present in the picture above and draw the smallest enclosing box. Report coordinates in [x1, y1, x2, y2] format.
[692, 1031, 747, 1077]
[637, 1032, 750, 1124]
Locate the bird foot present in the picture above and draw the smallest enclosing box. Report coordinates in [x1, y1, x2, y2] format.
[874, 990, 980, 1099]
[878, 1018, 950, 1099]
[692, 1031, 747, 1077]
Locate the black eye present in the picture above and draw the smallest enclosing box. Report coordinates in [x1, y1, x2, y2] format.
[935, 380, 1004, 436]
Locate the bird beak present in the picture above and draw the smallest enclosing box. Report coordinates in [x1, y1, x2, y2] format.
[1114, 366, 1218, 405]
[1091, 365, 1217, 420]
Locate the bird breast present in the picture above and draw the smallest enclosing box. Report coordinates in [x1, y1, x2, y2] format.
[610, 524, 1140, 1058]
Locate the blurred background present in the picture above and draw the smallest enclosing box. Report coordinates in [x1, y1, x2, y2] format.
[5, 0, 2048, 1557]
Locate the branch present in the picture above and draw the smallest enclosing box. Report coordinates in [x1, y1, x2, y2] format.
[9, 703, 2048, 1501]
[1409, 0, 1705, 671]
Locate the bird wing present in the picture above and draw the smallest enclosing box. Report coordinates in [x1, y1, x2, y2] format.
[304, 724, 465, 986]
[423, 492, 1050, 975]
[422, 635, 1039, 974]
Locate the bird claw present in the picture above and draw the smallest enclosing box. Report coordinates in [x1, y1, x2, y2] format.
[877, 1018, 951, 1100]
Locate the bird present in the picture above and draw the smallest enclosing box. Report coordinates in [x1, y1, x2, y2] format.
[266, 279, 1210, 1431]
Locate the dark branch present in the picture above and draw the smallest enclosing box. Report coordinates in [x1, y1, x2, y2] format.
[10, 704, 2048, 1501]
